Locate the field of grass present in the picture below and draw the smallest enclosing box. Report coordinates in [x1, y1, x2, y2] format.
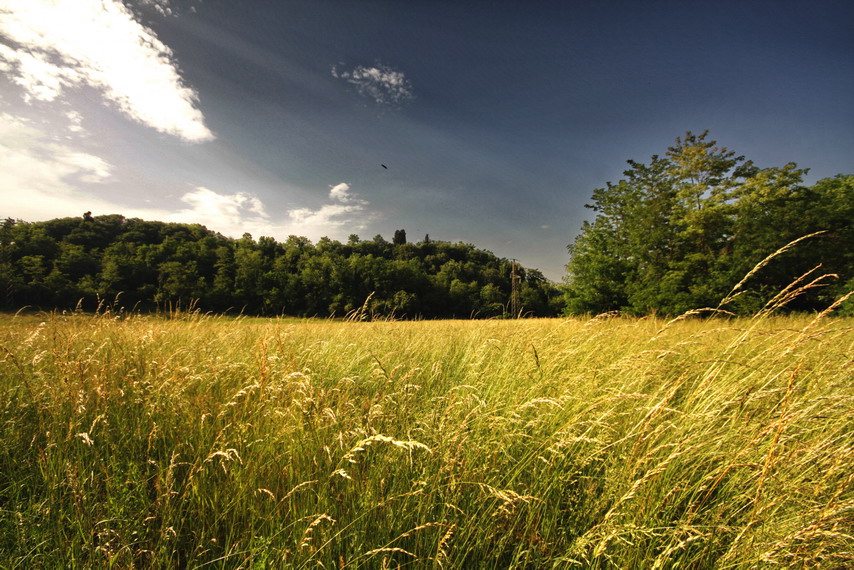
[0, 309, 852, 568]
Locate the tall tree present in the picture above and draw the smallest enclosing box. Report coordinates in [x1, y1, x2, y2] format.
[565, 132, 849, 315]
[393, 229, 407, 246]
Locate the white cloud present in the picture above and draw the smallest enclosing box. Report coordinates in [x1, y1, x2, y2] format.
[165, 183, 371, 240]
[286, 182, 371, 235]
[0, 111, 168, 223]
[0, 0, 213, 142]
[0, 108, 373, 240]
[328, 182, 353, 203]
[133, 0, 200, 18]
[0, 44, 81, 102]
[0, 112, 112, 206]
[179, 187, 268, 220]
[168, 187, 270, 235]
[162, 182, 374, 240]
[137, 0, 174, 18]
[332, 63, 414, 106]
[169, 182, 372, 239]
[65, 110, 85, 134]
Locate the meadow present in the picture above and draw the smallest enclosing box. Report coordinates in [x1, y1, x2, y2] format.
[0, 308, 851, 568]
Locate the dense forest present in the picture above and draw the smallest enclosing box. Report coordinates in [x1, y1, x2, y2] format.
[564, 132, 854, 316]
[0, 216, 562, 318]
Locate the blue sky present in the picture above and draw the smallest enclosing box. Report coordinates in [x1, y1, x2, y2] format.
[1, 0, 852, 281]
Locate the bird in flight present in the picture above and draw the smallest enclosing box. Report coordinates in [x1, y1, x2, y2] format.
[381, 164, 388, 169]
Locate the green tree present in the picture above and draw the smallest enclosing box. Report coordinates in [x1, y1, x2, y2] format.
[479, 283, 505, 316]
[234, 234, 265, 310]
[565, 132, 848, 315]
[393, 229, 407, 246]
[3, 214, 563, 318]
[156, 261, 201, 304]
[0, 218, 21, 307]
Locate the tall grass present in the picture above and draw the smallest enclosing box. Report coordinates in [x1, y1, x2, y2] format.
[0, 308, 851, 568]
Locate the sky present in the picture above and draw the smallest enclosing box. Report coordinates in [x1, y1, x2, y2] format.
[1, 0, 852, 281]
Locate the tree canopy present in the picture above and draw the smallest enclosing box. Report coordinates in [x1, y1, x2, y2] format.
[0, 216, 562, 318]
[564, 131, 853, 316]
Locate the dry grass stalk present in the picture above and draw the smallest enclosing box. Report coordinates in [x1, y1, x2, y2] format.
[719, 230, 828, 306]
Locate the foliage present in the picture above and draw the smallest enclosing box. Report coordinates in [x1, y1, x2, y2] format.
[564, 131, 854, 315]
[0, 217, 562, 318]
[0, 310, 851, 567]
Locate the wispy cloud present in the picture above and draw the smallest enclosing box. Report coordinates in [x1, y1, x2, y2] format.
[0, 0, 213, 142]
[0, 101, 372, 240]
[332, 63, 414, 106]
[168, 187, 270, 235]
[0, 112, 113, 221]
[184, 187, 268, 220]
[0, 110, 191, 223]
[328, 182, 355, 203]
[133, 0, 201, 18]
[1, 114, 373, 242]
[286, 182, 372, 235]
[137, 0, 175, 18]
[165, 183, 372, 240]
[65, 110, 86, 135]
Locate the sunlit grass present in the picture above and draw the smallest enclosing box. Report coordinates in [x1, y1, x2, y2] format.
[0, 310, 851, 567]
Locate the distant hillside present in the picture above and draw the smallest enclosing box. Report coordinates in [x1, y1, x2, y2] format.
[0, 214, 563, 318]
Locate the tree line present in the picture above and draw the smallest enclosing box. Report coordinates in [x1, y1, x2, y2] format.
[3, 132, 850, 319]
[564, 131, 853, 316]
[0, 215, 562, 318]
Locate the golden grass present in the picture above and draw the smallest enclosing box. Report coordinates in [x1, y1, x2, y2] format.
[0, 310, 851, 567]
